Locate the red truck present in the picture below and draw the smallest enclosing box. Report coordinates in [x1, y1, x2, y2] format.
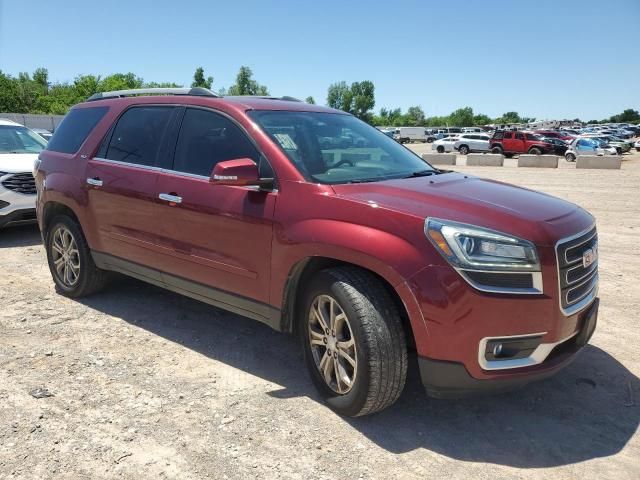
[490, 131, 555, 157]
[35, 88, 599, 416]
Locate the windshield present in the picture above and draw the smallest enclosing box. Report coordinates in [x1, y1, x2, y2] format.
[248, 111, 435, 184]
[0, 125, 47, 153]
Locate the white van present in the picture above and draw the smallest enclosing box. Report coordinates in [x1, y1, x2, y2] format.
[395, 127, 428, 144]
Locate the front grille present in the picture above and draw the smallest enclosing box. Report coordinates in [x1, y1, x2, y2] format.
[1, 172, 36, 195]
[556, 226, 598, 314]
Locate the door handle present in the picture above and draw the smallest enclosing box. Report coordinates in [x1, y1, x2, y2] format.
[159, 193, 182, 204]
[86, 177, 103, 187]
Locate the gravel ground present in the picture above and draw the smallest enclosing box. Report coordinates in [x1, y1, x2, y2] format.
[0, 150, 639, 480]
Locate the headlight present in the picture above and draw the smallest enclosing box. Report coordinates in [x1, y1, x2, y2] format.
[425, 218, 542, 294]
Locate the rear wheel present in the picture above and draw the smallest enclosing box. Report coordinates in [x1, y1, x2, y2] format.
[427, 138, 434, 143]
[458, 145, 469, 155]
[616, 147, 622, 155]
[566, 153, 576, 162]
[45, 215, 109, 297]
[528, 147, 542, 155]
[436, 146, 445, 153]
[300, 267, 407, 417]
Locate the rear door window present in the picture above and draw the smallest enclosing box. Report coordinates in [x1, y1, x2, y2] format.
[503, 132, 513, 139]
[103, 106, 175, 167]
[46, 106, 108, 154]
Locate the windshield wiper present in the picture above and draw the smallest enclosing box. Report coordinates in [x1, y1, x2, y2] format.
[347, 177, 385, 184]
[403, 170, 438, 178]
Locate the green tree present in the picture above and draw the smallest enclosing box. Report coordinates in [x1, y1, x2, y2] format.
[350, 81, 375, 121]
[305, 96, 315, 104]
[73, 74, 101, 101]
[473, 113, 492, 126]
[33, 67, 49, 92]
[227, 66, 269, 96]
[0, 71, 23, 112]
[610, 108, 640, 123]
[99, 73, 143, 92]
[448, 107, 474, 127]
[191, 67, 213, 89]
[327, 81, 352, 112]
[496, 111, 523, 125]
[405, 106, 425, 126]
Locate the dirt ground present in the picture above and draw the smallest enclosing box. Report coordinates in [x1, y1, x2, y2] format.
[1, 150, 639, 480]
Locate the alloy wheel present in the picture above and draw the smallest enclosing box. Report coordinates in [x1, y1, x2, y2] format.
[308, 294, 357, 394]
[51, 226, 81, 287]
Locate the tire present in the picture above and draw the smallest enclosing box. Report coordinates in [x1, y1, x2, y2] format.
[491, 146, 503, 154]
[566, 153, 576, 162]
[300, 266, 407, 417]
[458, 145, 469, 155]
[427, 138, 434, 143]
[616, 147, 622, 155]
[45, 215, 109, 298]
[528, 147, 542, 155]
[436, 146, 445, 153]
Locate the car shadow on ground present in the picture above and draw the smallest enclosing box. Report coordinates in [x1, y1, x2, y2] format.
[0, 224, 41, 248]
[78, 276, 639, 469]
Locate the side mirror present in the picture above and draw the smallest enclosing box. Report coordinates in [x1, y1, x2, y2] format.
[210, 158, 273, 189]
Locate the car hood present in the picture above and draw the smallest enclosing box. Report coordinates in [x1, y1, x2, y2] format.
[332, 172, 592, 245]
[0, 153, 39, 173]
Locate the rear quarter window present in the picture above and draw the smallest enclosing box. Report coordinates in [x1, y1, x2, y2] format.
[46, 106, 108, 154]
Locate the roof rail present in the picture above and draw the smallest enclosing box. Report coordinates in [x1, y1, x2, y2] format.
[86, 87, 219, 102]
[223, 95, 303, 102]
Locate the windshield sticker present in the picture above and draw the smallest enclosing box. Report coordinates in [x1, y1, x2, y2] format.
[274, 133, 298, 150]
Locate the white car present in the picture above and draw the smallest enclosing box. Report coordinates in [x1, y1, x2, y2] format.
[453, 133, 491, 155]
[431, 136, 459, 153]
[564, 137, 617, 162]
[0, 119, 45, 228]
[635, 139, 640, 152]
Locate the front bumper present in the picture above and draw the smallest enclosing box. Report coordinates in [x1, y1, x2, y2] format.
[0, 207, 37, 228]
[419, 298, 598, 397]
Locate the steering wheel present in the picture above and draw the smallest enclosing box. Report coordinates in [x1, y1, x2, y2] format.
[333, 159, 354, 168]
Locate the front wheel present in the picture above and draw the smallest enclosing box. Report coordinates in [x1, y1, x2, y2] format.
[300, 267, 407, 417]
[491, 146, 503, 154]
[528, 147, 542, 155]
[458, 145, 469, 155]
[436, 146, 445, 153]
[565, 153, 576, 162]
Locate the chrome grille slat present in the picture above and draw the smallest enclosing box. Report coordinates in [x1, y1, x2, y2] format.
[556, 226, 598, 315]
[1, 172, 36, 195]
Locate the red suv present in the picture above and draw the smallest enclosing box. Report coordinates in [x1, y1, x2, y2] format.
[35, 88, 599, 416]
[490, 130, 554, 157]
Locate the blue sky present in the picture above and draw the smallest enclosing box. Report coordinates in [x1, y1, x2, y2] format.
[1, 0, 638, 120]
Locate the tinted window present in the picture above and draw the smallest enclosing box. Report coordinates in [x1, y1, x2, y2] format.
[515, 132, 524, 140]
[105, 107, 174, 166]
[526, 134, 542, 141]
[503, 132, 513, 139]
[46, 107, 108, 154]
[173, 108, 259, 176]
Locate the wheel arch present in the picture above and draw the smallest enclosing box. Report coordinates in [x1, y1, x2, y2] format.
[280, 256, 416, 351]
[42, 201, 82, 239]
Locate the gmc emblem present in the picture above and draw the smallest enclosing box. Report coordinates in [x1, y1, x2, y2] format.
[582, 246, 597, 268]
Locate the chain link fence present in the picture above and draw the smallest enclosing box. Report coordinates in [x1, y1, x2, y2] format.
[0, 113, 65, 132]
